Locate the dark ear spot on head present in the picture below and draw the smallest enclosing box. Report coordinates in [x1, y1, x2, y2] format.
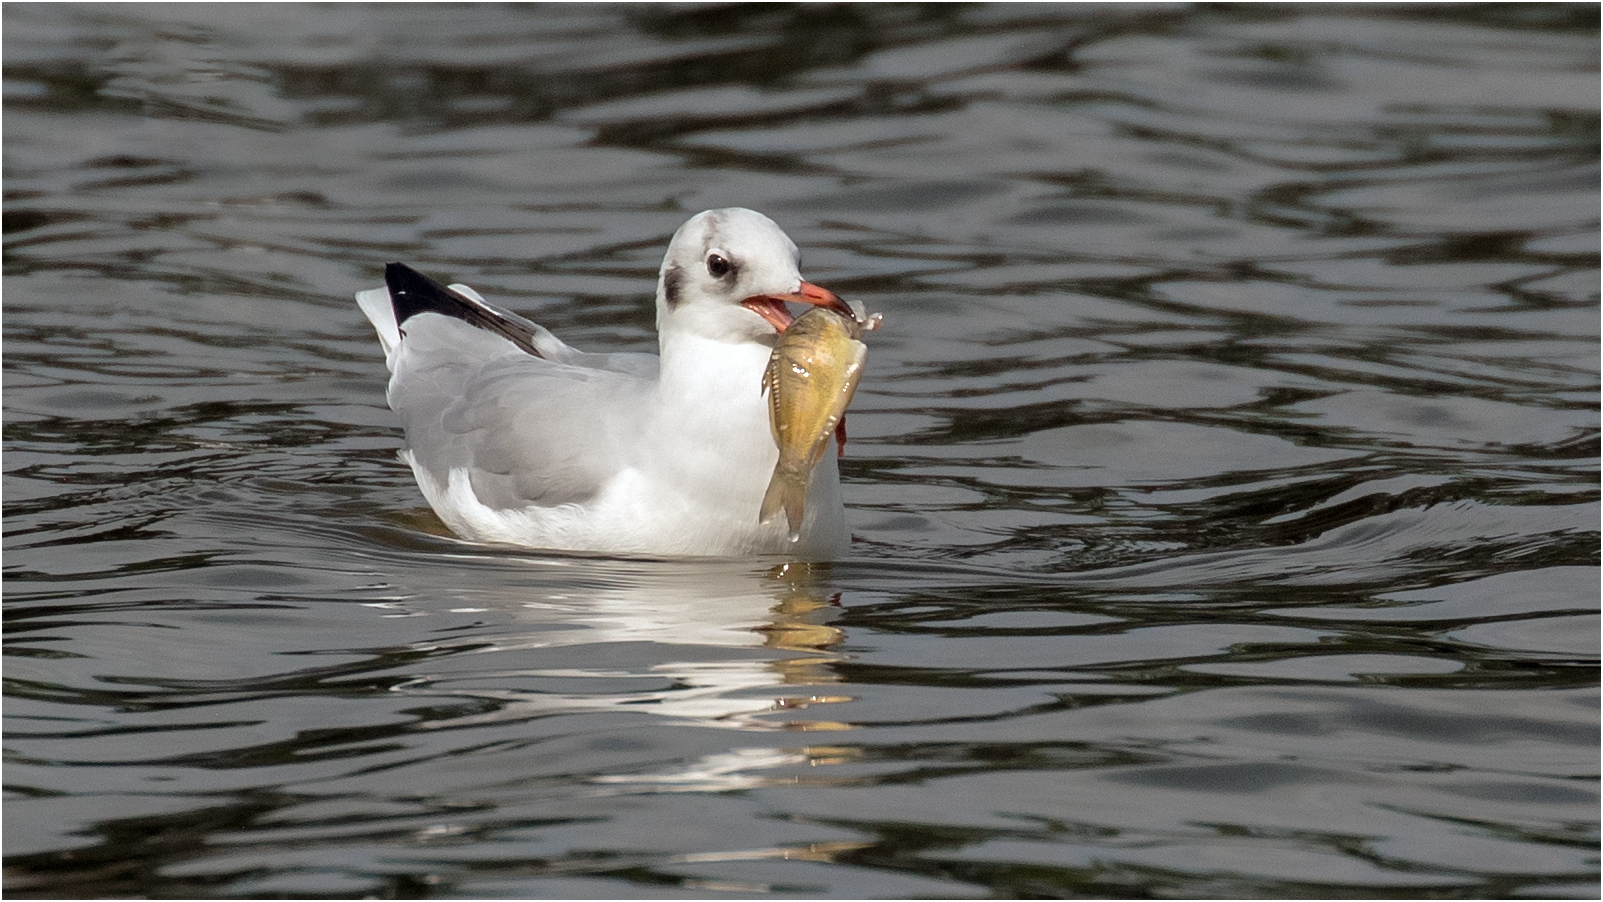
[663, 263, 684, 308]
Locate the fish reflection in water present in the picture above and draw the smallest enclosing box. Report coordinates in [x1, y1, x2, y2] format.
[760, 307, 881, 540]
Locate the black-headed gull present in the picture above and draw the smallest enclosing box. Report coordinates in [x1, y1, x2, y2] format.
[357, 208, 860, 560]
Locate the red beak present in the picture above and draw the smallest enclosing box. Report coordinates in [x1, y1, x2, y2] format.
[740, 280, 853, 332]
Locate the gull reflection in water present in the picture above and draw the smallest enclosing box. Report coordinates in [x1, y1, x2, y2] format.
[367, 556, 856, 737]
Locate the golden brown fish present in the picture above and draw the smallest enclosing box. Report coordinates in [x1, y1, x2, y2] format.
[759, 306, 878, 540]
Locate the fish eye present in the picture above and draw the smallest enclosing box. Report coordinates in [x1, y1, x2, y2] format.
[706, 253, 732, 278]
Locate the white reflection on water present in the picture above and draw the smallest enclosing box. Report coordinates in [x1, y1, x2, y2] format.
[362, 558, 854, 732]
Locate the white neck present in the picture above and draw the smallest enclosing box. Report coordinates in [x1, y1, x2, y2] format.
[649, 330, 777, 487]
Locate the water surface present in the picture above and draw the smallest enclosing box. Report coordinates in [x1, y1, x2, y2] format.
[4, 4, 1598, 898]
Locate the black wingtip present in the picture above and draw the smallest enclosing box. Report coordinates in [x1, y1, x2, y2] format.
[382, 261, 546, 359]
[384, 262, 460, 326]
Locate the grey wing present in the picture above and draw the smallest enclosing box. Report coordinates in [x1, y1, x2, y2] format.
[388, 313, 652, 509]
[444, 283, 659, 380]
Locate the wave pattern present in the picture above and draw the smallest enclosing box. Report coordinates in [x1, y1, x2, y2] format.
[4, 4, 1597, 898]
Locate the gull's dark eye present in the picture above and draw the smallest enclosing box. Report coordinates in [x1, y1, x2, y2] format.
[706, 254, 732, 278]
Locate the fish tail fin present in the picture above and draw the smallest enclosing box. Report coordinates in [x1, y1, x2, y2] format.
[759, 472, 806, 543]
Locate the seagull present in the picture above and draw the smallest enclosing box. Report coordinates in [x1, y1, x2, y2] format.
[356, 208, 860, 560]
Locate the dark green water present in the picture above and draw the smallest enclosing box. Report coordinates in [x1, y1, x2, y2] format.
[4, 4, 1598, 898]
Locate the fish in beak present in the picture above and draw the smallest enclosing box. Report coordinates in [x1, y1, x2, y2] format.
[740, 281, 855, 333]
[757, 306, 879, 541]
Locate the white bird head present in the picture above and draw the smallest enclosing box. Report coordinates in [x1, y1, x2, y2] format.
[655, 208, 851, 346]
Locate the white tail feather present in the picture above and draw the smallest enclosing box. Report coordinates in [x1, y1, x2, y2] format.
[356, 286, 401, 368]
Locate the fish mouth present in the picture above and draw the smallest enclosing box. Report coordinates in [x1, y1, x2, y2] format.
[740, 280, 853, 332]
